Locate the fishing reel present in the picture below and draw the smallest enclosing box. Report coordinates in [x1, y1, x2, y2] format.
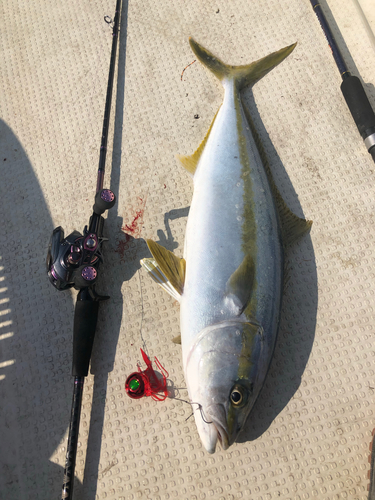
[46, 188, 116, 291]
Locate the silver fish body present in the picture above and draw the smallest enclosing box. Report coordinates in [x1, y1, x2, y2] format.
[142, 38, 311, 453]
[181, 77, 283, 452]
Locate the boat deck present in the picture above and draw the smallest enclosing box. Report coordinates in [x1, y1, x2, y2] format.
[1, 0, 375, 498]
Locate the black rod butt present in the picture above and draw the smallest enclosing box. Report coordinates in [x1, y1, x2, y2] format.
[340, 76, 375, 160]
[72, 290, 100, 377]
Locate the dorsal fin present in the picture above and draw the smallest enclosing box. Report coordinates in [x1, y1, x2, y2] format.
[242, 105, 312, 246]
[177, 109, 219, 176]
[146, 240, 186, 295]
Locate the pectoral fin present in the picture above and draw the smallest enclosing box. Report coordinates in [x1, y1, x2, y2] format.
[225, 254, 255, 315]
[146, 240, 186, 296]
[140, 257, 182, 301]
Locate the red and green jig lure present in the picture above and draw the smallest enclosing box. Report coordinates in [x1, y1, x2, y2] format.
[125, 348, 169, 401]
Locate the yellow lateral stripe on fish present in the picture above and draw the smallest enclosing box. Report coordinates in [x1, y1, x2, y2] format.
[141, 38, 312, 454]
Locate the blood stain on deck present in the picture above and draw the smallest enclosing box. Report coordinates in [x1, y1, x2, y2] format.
[115, 197, 147, 261]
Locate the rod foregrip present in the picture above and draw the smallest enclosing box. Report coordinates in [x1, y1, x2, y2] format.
[341, 76, 375, 155]
[72, 293, 100, 377]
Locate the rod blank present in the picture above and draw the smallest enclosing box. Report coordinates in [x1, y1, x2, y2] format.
[310, 0, 375, 162]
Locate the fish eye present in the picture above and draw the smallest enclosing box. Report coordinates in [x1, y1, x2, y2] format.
[230, 387, 244, 406]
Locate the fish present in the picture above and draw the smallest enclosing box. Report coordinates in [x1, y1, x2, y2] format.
[141, 38, 312, 453]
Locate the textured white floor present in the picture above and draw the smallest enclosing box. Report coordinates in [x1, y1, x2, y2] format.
[1, 1, 375, 499]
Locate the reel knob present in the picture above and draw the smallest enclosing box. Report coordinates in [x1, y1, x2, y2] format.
[93, 189, 116, 215]
[73, 265, 98, 289]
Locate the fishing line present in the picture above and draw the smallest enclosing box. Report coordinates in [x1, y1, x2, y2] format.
[181, 60, 196, 81]
[137, 269, 148, 355]
[164, 395, 213, 424]
[351, 0, 375, 53]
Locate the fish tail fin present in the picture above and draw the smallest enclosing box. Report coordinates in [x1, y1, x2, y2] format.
[189, 37, 296, 90]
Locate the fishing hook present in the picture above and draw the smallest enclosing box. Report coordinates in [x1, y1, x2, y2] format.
[190, 402, 213, 424]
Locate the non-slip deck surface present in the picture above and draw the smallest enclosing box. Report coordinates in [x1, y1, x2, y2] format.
[1, 1, 375, 499]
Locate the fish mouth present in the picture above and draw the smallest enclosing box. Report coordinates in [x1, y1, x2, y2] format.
[203, 424, 218, 454]
[213, 421, 230, 450]
[206, 404, 230, 451]
[194, 403, 230, 454]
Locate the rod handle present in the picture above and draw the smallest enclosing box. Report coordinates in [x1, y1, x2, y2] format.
[72, 293, 99, 377]
[341, 76, 375, 159]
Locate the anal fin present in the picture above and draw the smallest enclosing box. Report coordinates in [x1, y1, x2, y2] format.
[275, 190, 313, 246]
[243, 104, 312, 246]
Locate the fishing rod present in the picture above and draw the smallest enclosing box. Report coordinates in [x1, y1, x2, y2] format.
[46, 0, 122, 498]
[310, 0, 375, 163]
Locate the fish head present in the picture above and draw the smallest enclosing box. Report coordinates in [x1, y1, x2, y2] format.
[185, 320, 265, 453]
